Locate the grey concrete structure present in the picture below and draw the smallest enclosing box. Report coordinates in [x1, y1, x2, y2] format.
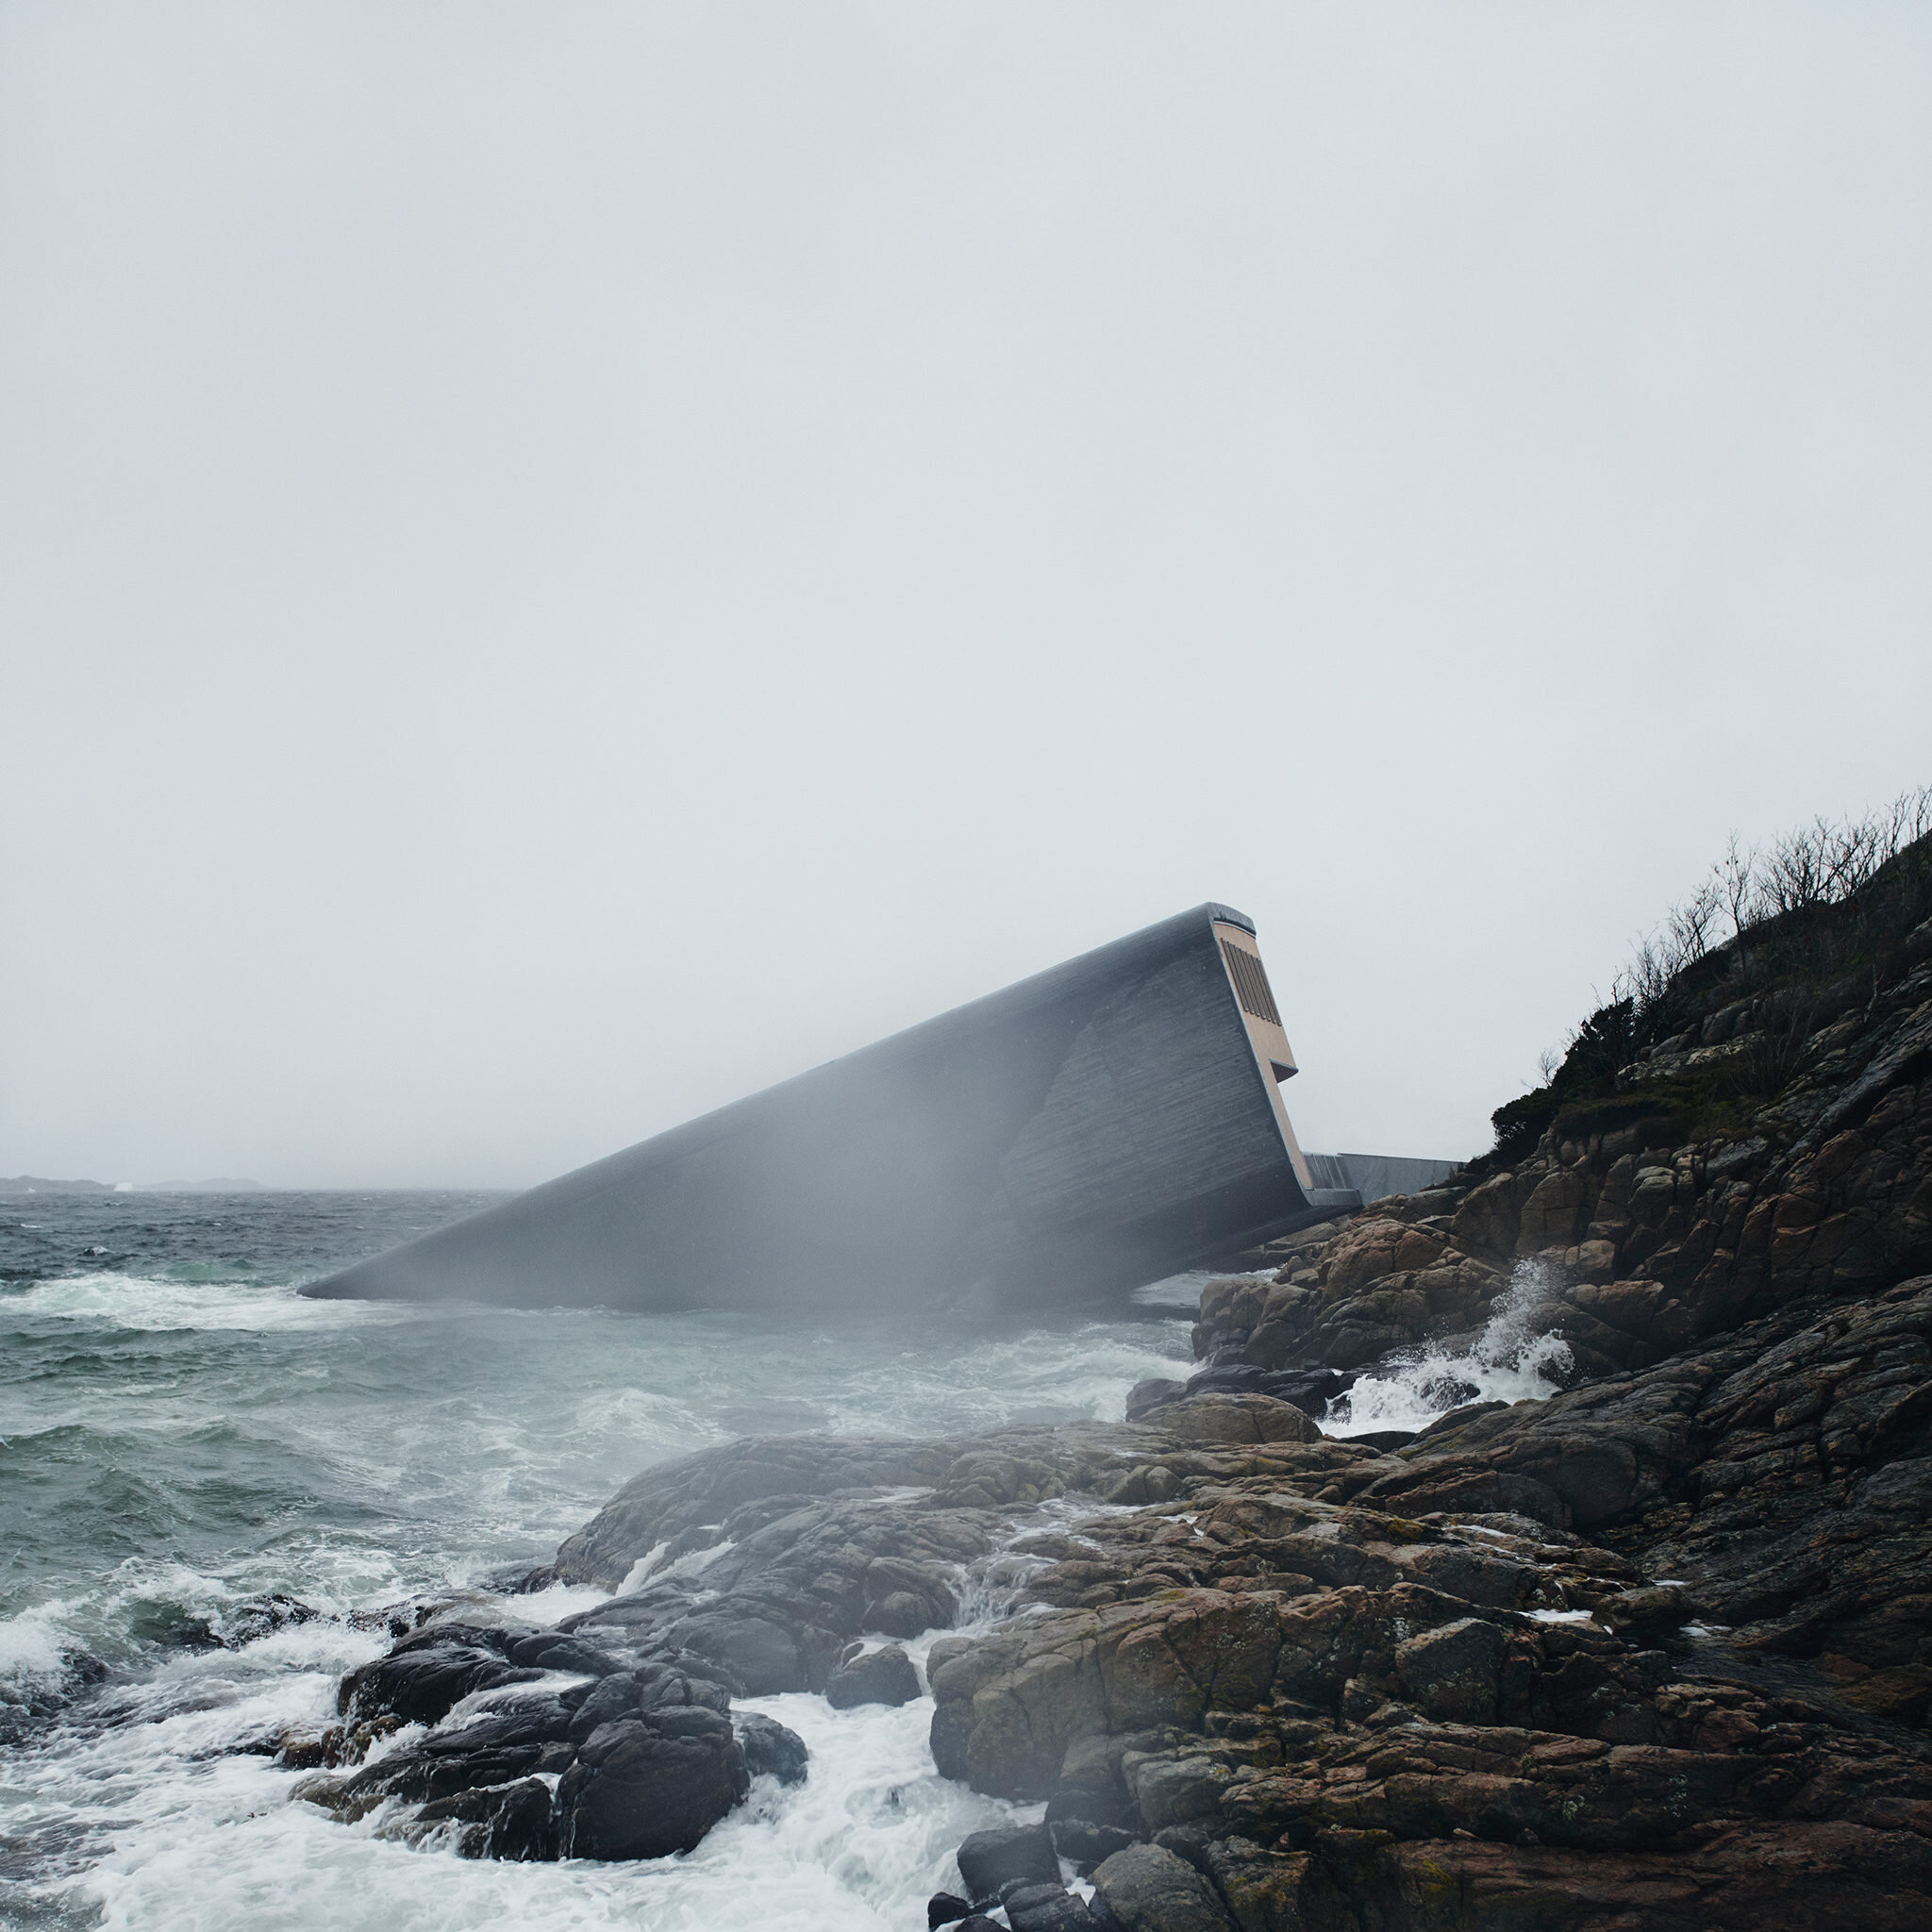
[303, 903, 1357, 1313]
[1303, 1152, 1459, 1206]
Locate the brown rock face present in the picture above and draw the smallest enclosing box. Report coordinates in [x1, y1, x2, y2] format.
[911, 1262, 1932, 1927]
[1194, 955, 1932, 1383]
[468, 1250, 1932, 1917]
[1152, 1395, 1324, 1447]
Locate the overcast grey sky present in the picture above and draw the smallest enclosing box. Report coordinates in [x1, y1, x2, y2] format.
[3, 2, 1928, 1188]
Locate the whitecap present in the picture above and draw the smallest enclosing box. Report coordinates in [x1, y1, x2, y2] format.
[1324, 1260, 1574, 1437]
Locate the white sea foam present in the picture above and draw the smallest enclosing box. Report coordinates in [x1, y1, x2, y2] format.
[494, 1579, 619, 1625]
[0, 1602, 75, 1691]
[8, 1559, 1041, 1932]
[49, 1687, 1032, 1932]
[1323, 1262, 1574, 1437]
[7, 1269, 412, 1333]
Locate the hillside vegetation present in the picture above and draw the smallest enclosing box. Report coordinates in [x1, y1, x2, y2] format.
[1492, 789, 1932, 1160]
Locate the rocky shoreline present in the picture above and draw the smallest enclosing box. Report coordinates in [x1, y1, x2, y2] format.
[269, 855, 1932, 1926]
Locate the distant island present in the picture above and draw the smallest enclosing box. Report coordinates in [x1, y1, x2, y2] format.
[0, 1175, 268, 1194]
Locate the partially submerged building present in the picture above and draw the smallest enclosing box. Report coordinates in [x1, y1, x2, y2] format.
[304, 902, 1366, 1313]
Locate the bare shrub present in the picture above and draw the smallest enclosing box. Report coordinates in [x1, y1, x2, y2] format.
[1623, 784, 1932, 1040]
[1492, 786, 1932, 1154]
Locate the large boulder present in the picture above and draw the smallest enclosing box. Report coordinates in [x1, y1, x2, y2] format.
[412, 1776, 556, 1860]
[329, 1696, 580, 1808]
[1090, 1843, 1235, 1931]
[556, 1707, 749, 1859]
[928, 1589, 1291, 1797]
[665, 1602, 843, 1695]
[825, 1643, 921, 1709]
[862, 1556, 958, 1637]
[1146, 1395, 1321, 1447]
[1004, 1882, 1102, 1931]
[1181, 1362, 1353, 1414]
[336, 1624, 541, 1727]
[956, 1820, 1061, 1898]
[734, 1711, 809, 1785]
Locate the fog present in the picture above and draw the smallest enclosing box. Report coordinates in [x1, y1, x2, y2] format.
[3, 3, 1928, 1188]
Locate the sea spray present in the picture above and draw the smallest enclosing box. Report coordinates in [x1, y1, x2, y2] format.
[1322, 1259, 1576, 1437]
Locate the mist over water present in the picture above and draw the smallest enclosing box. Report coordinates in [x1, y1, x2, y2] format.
[0, 1193, 1191, 1930]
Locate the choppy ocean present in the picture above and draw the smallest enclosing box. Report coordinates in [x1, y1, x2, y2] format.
[0, 1191, 1204, 1931]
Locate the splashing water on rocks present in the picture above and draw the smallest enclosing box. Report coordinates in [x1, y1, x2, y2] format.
[1322, 1261, 1575, 1437]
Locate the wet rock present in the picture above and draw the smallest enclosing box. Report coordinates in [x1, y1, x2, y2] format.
[1838, 1663, 1932, 1724]
[222, 1593, 319, 1647]
[479, 1561, 558, 1594]
[0, 1646, 110, 1745]
[320, 1695, 580, 1808]
[1359, 1825, 1932, 1932]
[1052, 1818, 1141, 1868]
[1595, 1584, 1690, 1646]
[567, 1672, 644, 1741]
[927, 1890, 973, 1927]
[337, 1624, 542, 1727]
[554, 1657, 731, 1746]
[666, 1602, 843, 1695]
[1090, 1843, 1236, 1931]
[555, 1707, 748, 1859]
[862, 1556, 958, 1636]
[500, 1630, 623, 1674]
[1129, 1752, 1239, 1831]
[300, 1641, 770, 1867]
[264, 1724, 338, 1771]
[1147, 1394, 1321, 1447]
[1393, 1613, 1507, 1724]
[1126, 1378, 1187, 1422]
[1004, 1881, 1102, 1932]
[414, 1776, 555, 1860]
[640, 1656, 735, 1710]
[956, 1820, 1061, 1898]
[554, 1435, 967, 1588]
[735, 1710, 809, 1784]
[866, 1591, 936, 1637]
[824, 1642, 920, 1709]
[1181, 1362, 1353, 1414]
[1048, 1733, 1142, 1831]
[1197, 1835, 1312, 1932]
[145, 1606, 224, 1652]
[931, 1587, 1285, 1796]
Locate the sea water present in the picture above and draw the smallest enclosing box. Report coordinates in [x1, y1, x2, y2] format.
[0, 1193, 1563, 1930]
[0, 1191, 1194, 1931]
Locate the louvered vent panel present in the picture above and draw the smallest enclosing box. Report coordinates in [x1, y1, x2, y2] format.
[1220, 940, 1282, 1026]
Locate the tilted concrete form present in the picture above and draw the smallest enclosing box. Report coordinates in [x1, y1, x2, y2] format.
[304, 902, 1356, 1312]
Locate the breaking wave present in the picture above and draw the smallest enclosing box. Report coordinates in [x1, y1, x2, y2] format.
[1323, 1261, 1575, 1437]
